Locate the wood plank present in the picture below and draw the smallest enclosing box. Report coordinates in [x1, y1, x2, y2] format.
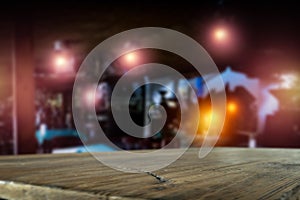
[0, 148, 299, 199]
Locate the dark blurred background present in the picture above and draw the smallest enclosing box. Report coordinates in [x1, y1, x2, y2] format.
[0, 0, 300, 154]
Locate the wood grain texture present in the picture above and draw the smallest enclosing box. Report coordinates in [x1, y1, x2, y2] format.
[0, 148, 299, 200]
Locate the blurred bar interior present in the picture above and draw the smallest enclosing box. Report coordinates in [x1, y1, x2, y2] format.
[0, 1, 300, 154]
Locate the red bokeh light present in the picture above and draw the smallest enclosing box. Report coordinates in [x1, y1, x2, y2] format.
[120, 51, 141, 69]
[214, 28, 228, 42]
[53, 52, 74, 73]
[124, 52, 137, 64]
[54, 55, 68, 67]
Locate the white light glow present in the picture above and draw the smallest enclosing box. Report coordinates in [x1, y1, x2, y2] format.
[215, 29, 227, 41]
[124, 52, 138, 65]
[55, 55, 68, 67]
[85, 89, 96, 107]
[279, 74, 297, 89]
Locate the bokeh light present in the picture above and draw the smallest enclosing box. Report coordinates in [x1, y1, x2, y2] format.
[227, 102, 237, 113]
[84, 88, 96, 108]
[54, 55, 68, 68]
[214, 28, 227, 42]
[53, 53, 74, 73]
[123, 52, 139, 66]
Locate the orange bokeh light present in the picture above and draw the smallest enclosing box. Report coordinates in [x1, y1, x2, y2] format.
[227, 102, 237, 113]
[204, 111, 213, 124]
[204, 111, 216, 130]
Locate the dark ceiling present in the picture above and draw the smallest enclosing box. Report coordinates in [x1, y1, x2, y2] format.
[0, 0, 299, 97]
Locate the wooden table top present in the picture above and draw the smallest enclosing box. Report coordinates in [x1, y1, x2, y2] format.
[0, 148, 299, 200]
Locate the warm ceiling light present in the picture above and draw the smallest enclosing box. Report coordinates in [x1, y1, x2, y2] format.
[54, 55, 68, 67]
[214, 28, 227, 41]
[124, 52, 138, 64]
